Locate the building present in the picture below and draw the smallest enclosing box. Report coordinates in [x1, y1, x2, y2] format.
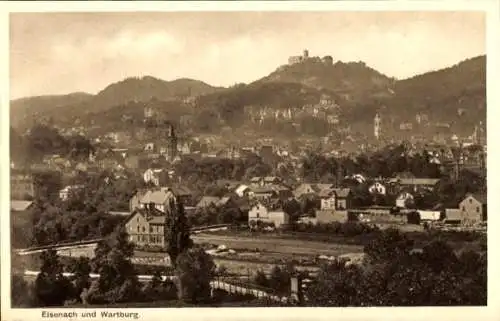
[396, 178, 440, 193]
[395, 192, 414, 208]
[374, 113, 381, 140]
[130, 187, 192, 213]
[459, 193, 487, 226]
[293, 183, 333, 199]
[10, 172, 35, 200]
[288, 49, 310, 65]
[125, 206, 165, 247]
[249, 176, 282, 187]
[166, 124, 178, 162]
[248, 201, 290, 228]
[196, 196, 232, 209]
[143, 168, 169, 186]
[332, 188, 351, 210]
[368, 182, 386, 195]
[59, 185, 84, 201]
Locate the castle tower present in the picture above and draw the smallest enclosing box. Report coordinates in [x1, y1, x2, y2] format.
[374, 113, 381, 140]
[303, 49, 309, 59]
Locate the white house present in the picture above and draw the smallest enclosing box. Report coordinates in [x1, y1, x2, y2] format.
[248, 202, 289, 228]
[59, 185, 84, 201]
[395, 192, 414, 208]
[143, 168, 168, 186]
[368, 182, 386, 195]
[234, 184, 251, 197]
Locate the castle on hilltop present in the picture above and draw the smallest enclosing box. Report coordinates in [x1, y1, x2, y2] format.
[288, 49, 333, 66]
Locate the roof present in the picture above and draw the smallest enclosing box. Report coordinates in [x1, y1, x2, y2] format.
[398, 178, 440, 186]
[264, 176, 279, 182]
[235, 184, 250, 195]
[11, 200, 34, 211]
[125, 207, 165, 225]
[333, 188, 351, 198]
[196, 196, 221, 208]
[217, 196, 231, 206]
[467, 193, 487, 205]
[140, 188, 176, 205]
[318, 188, 334, 198]
[250, 177, 262, 182]
[251, 187, 276, 194]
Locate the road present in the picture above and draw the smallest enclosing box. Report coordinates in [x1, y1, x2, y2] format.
[191, 233, 363, 256]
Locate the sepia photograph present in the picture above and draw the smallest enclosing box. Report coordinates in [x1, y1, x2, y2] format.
[4, 1, 495, 314]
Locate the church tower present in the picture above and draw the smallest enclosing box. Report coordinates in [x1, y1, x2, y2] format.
[374, 113, 381, 140]
[166, 124, 178, 162]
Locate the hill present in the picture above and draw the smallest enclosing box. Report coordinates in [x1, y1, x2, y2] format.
[90, 76, 223, 110]
[10, 76, 224, 131]
[256, 58, 395, 103]
[10, 92, 94, 127]
[390, 55, 486, 122]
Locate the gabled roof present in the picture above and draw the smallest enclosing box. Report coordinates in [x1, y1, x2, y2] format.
[467, 193, 487, 205]
[196, 196, 221, 208]
[125, 207, 165, 225]
[140, 188, 175, 205]
[333, 188, 351, 198]
[11, 200, 34, 212]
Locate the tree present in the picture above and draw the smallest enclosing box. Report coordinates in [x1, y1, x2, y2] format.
[164, 191, 193, 267]
[68, 256, 91, 302]
[11, 274, 33, 307]
[283, 198, 302, 223]
[175, 248, 216, 303]
[88, 226, 139, 304]
[364, 228, 414, 263]
[33, 249, 73, 306]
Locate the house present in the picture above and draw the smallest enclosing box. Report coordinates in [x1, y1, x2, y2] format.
[10, 172, 35, 200]
[59, 185, 84, 201]
[234, 184, 251, 197]
[248, 201, 289, 228]
[130, 187, 179, 213]
[249, 176, 281, 187]
[250, 186, 277, 200]
[11, 200, 34, 212]
[196, 196, 232, 209]
[368, 182, 386, 195]
[332, 188, 351, 210]
[395, 178, 440, 193]
[459, 193, 487, 226]
[319, 189, 336, 210]
[143, 168, 169, 186]
[125, 206, 166, 246]
[395, 192, 414, 208]
[293, 183, 333, 198]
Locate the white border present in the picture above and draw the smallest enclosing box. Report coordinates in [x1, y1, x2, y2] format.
[1, 1, 499, 321]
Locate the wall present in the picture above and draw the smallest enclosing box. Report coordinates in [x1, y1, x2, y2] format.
[321, 196, 336, 210]
[316, 210, 348, 224]
[268, 211, 289, 227]
[459, 196, 484, 225]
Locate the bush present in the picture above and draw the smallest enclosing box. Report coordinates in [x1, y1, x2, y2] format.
[254, 270, 269, 288]
[175, 248, 216, 303]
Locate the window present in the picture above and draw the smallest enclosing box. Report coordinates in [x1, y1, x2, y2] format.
[256, 212, 259, 218]
[476, 207, 480, 213]
[142, 226, 146, 232]
[462, 206, 465, 211]
[137, 226, 140, 232]
[149, 226, 153, 233]
[469, 199, 473, 204]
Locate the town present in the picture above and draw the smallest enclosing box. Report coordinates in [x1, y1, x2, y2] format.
[8, 11, 487, 309]
[10, 97, 487, 307]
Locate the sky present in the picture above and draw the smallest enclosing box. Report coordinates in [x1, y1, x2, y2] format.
[10, 11, 485, 99]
